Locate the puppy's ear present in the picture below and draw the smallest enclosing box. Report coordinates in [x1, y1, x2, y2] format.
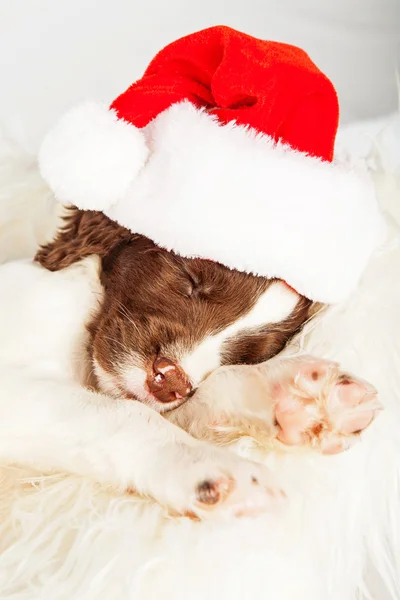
[35, 207, 132, 271]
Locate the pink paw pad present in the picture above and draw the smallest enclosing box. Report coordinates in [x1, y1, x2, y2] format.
[273, 357, 382, 455]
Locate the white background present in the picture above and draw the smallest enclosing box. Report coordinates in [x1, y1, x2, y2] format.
[0, 0, 399, 146]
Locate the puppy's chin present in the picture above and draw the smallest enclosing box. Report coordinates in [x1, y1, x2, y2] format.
[92, 357, 187, 414]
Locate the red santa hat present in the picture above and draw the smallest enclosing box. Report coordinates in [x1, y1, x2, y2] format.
[39, 26, 386, 303]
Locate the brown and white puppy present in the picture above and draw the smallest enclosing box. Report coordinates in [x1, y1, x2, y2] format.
[0, 205, 380, 522]
[36, 208, 313, 412]
[28, 208, 378, 504]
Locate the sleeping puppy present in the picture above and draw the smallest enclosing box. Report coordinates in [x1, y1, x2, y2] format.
[0, 208, 380, 520]
[36, 209, 313, 409]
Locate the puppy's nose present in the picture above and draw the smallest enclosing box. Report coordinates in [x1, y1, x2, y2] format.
[147, 356, 192, 403]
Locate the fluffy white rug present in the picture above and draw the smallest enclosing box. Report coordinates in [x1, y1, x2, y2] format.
[0, 115, 399, 600]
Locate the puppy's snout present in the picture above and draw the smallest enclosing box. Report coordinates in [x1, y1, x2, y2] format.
[147, 356, 192, 403]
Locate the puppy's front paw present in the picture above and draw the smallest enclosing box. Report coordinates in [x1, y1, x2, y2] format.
[272, 356, 382, 454]
[191, 453, 285, 519]
[155, 444, 285, 520]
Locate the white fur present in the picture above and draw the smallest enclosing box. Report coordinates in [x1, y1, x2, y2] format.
[0, 129, 62, 262]
[39, 102, 149, 211]
[0, 116, 399, 600]
[39, 100, 386, 303]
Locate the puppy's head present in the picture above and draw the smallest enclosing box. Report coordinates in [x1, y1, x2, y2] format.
[36, 208, 313, 412]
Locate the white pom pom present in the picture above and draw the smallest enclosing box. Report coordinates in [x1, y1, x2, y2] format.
[39, 102, 149, 211]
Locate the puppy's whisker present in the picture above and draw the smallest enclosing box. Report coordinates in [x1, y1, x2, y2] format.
[101, 335, 127, 352]
[115, 302, 141, 334]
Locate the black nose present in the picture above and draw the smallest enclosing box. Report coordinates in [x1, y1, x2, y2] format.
[147, 356, 192, 403]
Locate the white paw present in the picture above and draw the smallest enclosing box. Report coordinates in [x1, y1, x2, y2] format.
[152, 442, 286, 520]
[271, 356, 382, 454]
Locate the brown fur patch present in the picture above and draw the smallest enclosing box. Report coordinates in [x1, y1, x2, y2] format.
[35, 207, 132, 271]
[221, 295, 312, 366]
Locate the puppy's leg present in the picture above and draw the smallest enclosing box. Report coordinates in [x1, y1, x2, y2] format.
[172, 356, 381, 454]
[0, 366, 284, 519]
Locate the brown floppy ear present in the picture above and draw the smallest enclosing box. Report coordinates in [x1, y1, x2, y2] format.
[35, 207, 132, 271]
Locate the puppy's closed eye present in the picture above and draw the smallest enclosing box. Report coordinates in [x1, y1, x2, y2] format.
[183, 277, 200, 298]
[179, 270, 203, 299]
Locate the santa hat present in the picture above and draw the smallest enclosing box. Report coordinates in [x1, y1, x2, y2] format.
[39, 25, 386, 303]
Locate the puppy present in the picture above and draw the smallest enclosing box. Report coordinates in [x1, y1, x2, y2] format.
[36, 208, 313, 407]
[0, 206, 380, 521]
